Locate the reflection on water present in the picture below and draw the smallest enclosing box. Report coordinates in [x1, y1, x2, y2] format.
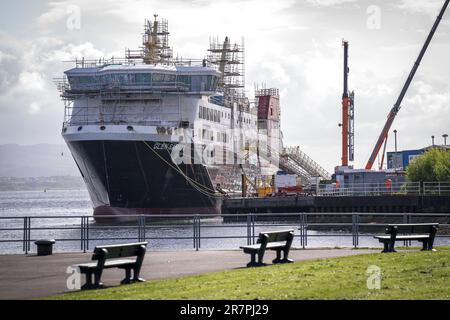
[0, 190, 448, 254]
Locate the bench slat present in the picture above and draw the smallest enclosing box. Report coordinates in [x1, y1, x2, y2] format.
[240, 242, 287, 251]
[92, 242, 147, 260]
[75, 259, 136, 270]
[374, 235, 430, 240]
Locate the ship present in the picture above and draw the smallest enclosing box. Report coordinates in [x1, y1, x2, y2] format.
[57, 16, 282, 221]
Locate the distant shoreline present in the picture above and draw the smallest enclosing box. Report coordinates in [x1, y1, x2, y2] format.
[0, 176, 86, 192]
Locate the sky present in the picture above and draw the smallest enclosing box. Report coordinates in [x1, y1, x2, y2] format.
[0, 0, 449, 173]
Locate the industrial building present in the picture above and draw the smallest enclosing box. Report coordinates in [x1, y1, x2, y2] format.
[387, 145, 450, 170]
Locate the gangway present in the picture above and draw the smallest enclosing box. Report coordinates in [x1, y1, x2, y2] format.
[281, 146, 331, 181]
[282, 146, 331, 180]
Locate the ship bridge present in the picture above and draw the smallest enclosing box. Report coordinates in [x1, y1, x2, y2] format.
[63, 62, 221, 96]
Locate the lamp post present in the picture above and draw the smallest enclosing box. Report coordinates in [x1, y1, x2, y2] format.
[431, 135, 435, 146]
[393, 129, 398, 170]
[443, 134, 448, 146]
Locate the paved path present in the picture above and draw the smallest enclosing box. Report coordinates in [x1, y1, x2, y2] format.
[0, 249, 374, 300]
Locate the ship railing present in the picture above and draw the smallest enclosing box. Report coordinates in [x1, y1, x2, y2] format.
[0, 212, 448, 254]
[67, 56, 209, 69]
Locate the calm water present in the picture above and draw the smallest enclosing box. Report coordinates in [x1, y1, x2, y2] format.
[0, 190, 448, 254]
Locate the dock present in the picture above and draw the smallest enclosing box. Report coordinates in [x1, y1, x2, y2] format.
[222, 195, 450, 214]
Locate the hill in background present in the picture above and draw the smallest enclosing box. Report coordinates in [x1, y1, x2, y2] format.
[0, 144, 84, 190]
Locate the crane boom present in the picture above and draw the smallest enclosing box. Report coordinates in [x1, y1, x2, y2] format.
[365, 0, 449, 170]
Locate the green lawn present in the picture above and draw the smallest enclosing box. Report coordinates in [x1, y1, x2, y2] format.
[50, 249, 450, 300]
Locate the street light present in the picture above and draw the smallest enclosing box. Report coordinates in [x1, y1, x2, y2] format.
[443, 134, 448, 146]
[431, 135, 435, 146]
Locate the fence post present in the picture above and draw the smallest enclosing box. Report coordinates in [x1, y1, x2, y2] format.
[352, 214, 359, 249]
[198, 216, 201, 250]
[251, 214, 255, 245]
[299, 213, 308, 249]
[138, 215, 143, 242]
[25, 217, 31, 254]
[193, 216, 197, 250]
[86, 217, 89, 251]
[402, 214, 410, 247]
[193, 216, 200, 251]
[142, 216, 146, 242]
[23, 217, 27, 254]
[81, 217, 84, 253]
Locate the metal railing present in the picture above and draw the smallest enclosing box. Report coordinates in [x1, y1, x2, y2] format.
[0, 213, 449, 255]
[423, 182, 450, 195]
[316, 181, 450, 196]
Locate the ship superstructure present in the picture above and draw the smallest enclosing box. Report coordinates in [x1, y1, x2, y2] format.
[57, 16, 280, 219]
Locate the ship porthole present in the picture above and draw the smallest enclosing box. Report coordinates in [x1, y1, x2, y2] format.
[100, 126, 106, 131]
[77, 126, 83, 131]
[127, 126, 134, 131]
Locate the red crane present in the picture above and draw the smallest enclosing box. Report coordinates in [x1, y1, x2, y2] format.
[365, 0, 449, 170]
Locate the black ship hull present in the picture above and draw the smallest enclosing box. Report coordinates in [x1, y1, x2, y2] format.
[67, 140, 220, 221]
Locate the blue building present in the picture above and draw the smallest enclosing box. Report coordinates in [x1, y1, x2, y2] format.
[387, 145, 449, 170]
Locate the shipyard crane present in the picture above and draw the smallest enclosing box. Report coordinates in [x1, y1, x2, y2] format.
[340, 40, 355, 166]
[365, 0, 449, 170]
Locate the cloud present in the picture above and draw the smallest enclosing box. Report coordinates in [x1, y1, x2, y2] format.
[29, 102, 41, 114]
[0, 0, 449, 172]
[305, 0, 358, 7]
[394, 0, 445, 17]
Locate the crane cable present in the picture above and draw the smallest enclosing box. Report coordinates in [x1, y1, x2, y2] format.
[141, 140, 223, 198]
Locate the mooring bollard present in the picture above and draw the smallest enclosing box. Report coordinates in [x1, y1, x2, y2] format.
[35, 239, 56, 256]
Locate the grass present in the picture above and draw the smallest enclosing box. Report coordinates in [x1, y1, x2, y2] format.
[49, 248, 450, 300]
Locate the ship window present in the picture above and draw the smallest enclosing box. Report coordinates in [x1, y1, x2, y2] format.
[152, 73, 165, 83]
[206, 75, 213, 91]
[165, 74, 176, 83]
[177, 75, 191, 88]
[135, 73, 151, 84]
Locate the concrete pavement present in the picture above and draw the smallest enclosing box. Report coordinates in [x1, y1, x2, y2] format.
[0, 249, 374, 300]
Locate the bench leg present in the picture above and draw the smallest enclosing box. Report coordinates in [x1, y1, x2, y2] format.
[381, 242, 389, 253]
[246, 252, 265, 267]
[428, 238, 436, 251]
[81, 271, 93, 290]
[281, 248, 294, 263]
[132, 266, 146, 283]
[388, 242, 397, 253]
[420, 240, 436, 251]
[121, 268, 132, 285]
[272, 250, 282, 264]
[93, 270, 104, 289]
[420, 240, 428, 251]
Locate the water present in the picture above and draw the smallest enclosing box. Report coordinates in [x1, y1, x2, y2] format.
[0, 190, 448, 254]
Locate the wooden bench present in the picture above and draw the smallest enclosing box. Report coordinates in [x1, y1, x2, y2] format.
[73, 242, 147, 290]
[240, 230, 294, 267]
[374, 223, 438, 253]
